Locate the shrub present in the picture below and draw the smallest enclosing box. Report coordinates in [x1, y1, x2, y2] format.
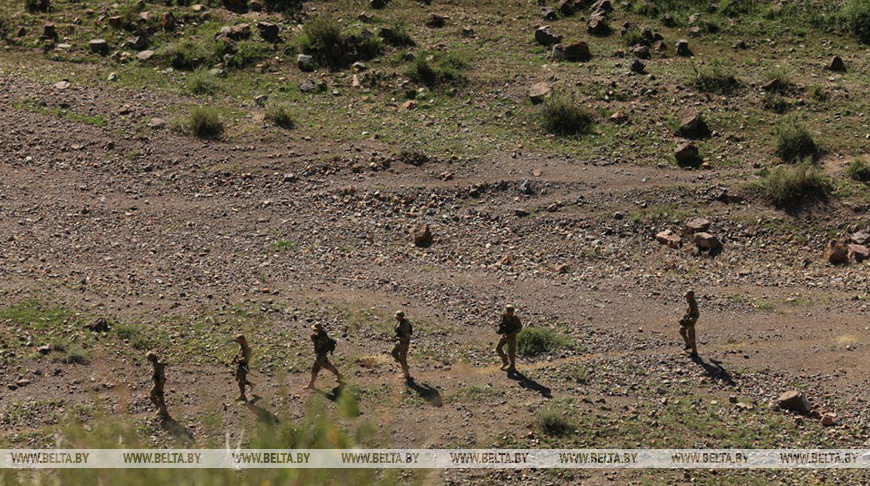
[762, 92, 791, 113]
[535, 409, 574, 437]
[24, 0, 51, 13]
[298, 15, 383, 67]
[379, 22, 415, 47]
[622, 29, 645, 47]
[406, 52, 467, 87]
[774, 120, 819, 162]
[538, 93, 594, 137]
[842, 0, 870, 44]
[50, 338, 87, 364]
[761, 161, 832, 206]
[159, 39, 216, 70]
[263, 0, 303, 14]
[265, 103, 296, 129]
[516, 327, 571, 356]
[188, 106, 223, 138]
[115, 323, 151, 350]
[693, 60, 739, 95]
[186, 68, 219, 95]
[224, 39, 272, 69]
[846, 158, 870, 182]
[0, 16, 11, 41]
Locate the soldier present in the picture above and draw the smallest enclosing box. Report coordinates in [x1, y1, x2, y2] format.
[390, 310, 413, 379]
[232, 334, 255, 402]
[496, 304, 522, 372]
[679, 290, 700, 356]
[146, 351, 169, 418]
[304, 323, 343, 390]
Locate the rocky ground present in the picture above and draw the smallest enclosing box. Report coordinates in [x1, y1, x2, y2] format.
[0, 0, 869, 484]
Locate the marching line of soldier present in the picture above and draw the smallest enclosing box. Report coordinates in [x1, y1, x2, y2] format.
[143, 292, 700, 418]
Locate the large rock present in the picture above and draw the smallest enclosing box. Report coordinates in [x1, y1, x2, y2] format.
[778, 390, 811, 414]
[552, 42, 591, 62]
[136, 50, 154, 61]
[674, 143, 701, 167]
[216, 24, 251, 41]
[528, 82, 552, 104]
[629, 59, 646, 74]
[257, 22, 280, 42]
[411, 223, 433, 247]
[828, 55, 846, 72]
[89, 39, 109, 55]
[535, 26, 563, 47]
[297, 54, 314, 71]
[692, 232, 721, 251]
[678, 108, 710, 139]
[587, 15, 609, 36]
[630, 44, 650, 59]
[849, 244, 869, 262]
[655, 230, 681, 249]
[591, 0, 613, 12]
[685, 217, 711, 234]
[555, 0, 576, 16]
[676, 39, 692, 56]
[824, 240, 849, 264]
[850, 231, 869, 245]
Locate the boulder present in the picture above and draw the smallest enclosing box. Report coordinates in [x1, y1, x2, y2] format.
[677, 108, 710, 139]
[552, 42, 591, 62]
[824, 240, 849, 264]
[850, 231, 869, 245]
[358, 12, 373, 22]
[655, 230, 681, 249]
[610, 111, 627, 123]
[89, 39, 109, 55]
[692, 232, 721, 251]
[685, 217, 711, 234]
[541, 7, 557, 20]
[86, 318, 110, 332]
[827, 55, 845, 72]
[216, 24, 251, 41]
[591, 0, 613, 12]
[675, 39, 691, 56]
[587, 15, 609, 36]
[629, 59, 646, 74]
[43, 23, 58, 41]
[411, 223, 433, 247]
[426, 14, 448, 28]
[778, 390, 811, 414]
[136, 50, 154, 61]
[555, 0, 576, 16]
[849, 244, 869, 262]
[257, 22, 280, 42]
[535, 26, 562, 47]
[297, 54, 314, 71]
[129, 35, 149, 51]
[528, 82, 552, 104]
[630, 44, 650, 59]
[674, 143, 701, 167]
[108, 16, 124, 28]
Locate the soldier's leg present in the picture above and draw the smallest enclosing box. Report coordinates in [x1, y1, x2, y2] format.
[150, 386, 159, 410]
[507, 334, 517, 370]
[322, 356, 343, 381]
[679, 326, 690, 349]
[236, 367, 247, 400]
[398, 340, 410, 378]
[305, 356, 324, 389]
[687, 326, 697, 355]
[496, 336, 509, 369]
[390, 341, 401, 361]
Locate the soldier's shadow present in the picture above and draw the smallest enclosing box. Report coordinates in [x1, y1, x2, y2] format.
[160, 416, 193, 443]
[246, 396, 280, 426]
[507, 370, 552, 399]
[317, 384, 346, 403]
[691, 354, 734, 385]
[405, 378, 443, 408]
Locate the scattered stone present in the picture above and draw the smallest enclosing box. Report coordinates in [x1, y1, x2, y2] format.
[535, 26, 562, 47]
[824, 240, 849, 265]
[107, 72, 118, 82]
[685, 217, 711, 234]
[402, 100, 417, 110]
[38, 344, 51, 354]
[630, 44, 650, 59]
[552, 42, 591, 62]
[217, 24, 251, 41]
[519, 179, 535, 195]
[15, 379, 31, 387]
[827, 55, 845, 72]
[850, 231, 869, 245]
[297, 54, 314, 71]
[656, 230, 681, 249]
[821, 413, 838, 426]
[692, 232, 721, 251]
[591, 0, 613, 12]
[108, 16, 124, 28]
[550, 263, 570, 274]
[528, 82, 552, 104]
[849, 244, 869, 262]
[161, 12, 176, 31]
[555, 0, 576, 16]
[676, 39, 691, 56]
[461, 26, 475, 37]
[677, 108, 710, 139]
[370, 0, 389, 9]
[674, 143, 701, 167]
[778, 390, 811, 414]
[248, 0, 262, 11]
[629, 59, 646, 74]
[86, 318, 110, 332]
[43, 23, 58, 41]
[192, 4, 206, 12]
[16, 27, 26, 38]
[587, 15, 610, 36]
[411, 223, 433, 247]
[54, 81, 70, 89]
[610, 111, 627, 123]
[541, 7, 557, 20]
[514, 209, 530, 217]
[88, 39, 109, 55]
[208, 68, 226, 78]
[148, 117, 166, 129]
[129, 35, 148, 51]
[426, 14, 448, 28]
[136, 50, 154, 62]
[358, 12, 373, 22]
[257, 22, 280, 43]
[501, 254, 515, 265]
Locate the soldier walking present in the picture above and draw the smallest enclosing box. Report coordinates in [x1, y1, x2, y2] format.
[679, 290, 700, 356]
[304, 323, 343, 390]
[232, 334, 255, 402]
[390, 310, 413, 380]
[146, 351, 169, 418]
[496, 304, 522, 372]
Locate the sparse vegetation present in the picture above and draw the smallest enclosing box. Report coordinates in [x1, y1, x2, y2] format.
[692, 60, 739, 94]
[538, 93, 594, 137]
[186, 68, 218, 96]
[265, 103, 297, 129]
[775, 120, 819, 163]
[535, 409, 574, 437]
[115, 322, 151, 350]
[158, 39, 217, 71]
[846, 158, 870, 182]
[516, 327, 571, 356]
[180, 106, 224, 138]
[49, 337, 87, 364]
[297, 15, 382, 68]
[760, 161, 832, 205]
[842, 0, 870, 44]
[762, 92, 791, 113]
[24, 0, 51, 13]
[406, 52, 467, 87]
[379, 22, 415, 47]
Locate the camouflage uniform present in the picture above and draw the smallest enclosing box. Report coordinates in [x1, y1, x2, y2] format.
[496, 305, 522, 371]
[305, 324, 342, 389]
[679, 291, 699, 356]
[233, 335, 254, 401]
[390, 311, 413, 379]
[146, 351, 169, 418]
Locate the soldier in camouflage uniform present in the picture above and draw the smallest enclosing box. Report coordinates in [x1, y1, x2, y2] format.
[390, 310, 413, 379]
[146, 351, 169, 418]
[304, 323, 343, 390]
[232, 334, 255, 402]
[679, 290, 699, 356]
[496, 304, 522, 372]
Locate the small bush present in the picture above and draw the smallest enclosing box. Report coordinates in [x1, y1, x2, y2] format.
[693, 61, 739, 95]
[115, 323, 151, 350]
[761, 161, 832, 206]
[842, 0, 870, 44]
[159, 39, 216, 70]
[225, 40, 273, 69]
[775, 120, 819, 163]
[25, 0, 51, 13]
[186, 68, 219, 95]
[538, 93, 594, 137]
[809, 84, 828, 102]
[762, 92, 791, 114]
[298, 15, 383, 67]
[516, 327, 571, 356]
[0, 16, 11, 41]
[265, 103, 296, 129]
[50, 338, 86, 364]
[622, 29, 645, 47]
[535, 409, 574, 437]
[263, 0, 302, 14]
[380, 22, 415, 47]
[406, 52, 466, 87]
[847, 159, 870, 182]
[188, 106, 223, 138]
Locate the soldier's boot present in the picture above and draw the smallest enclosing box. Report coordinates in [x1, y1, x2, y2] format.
[679, 327, 691, 350]
[688, 328, 698, 356]
[237, 381, 247, 402]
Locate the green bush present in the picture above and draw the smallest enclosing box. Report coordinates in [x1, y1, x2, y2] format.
[535, 409, 574, 437]
[406, 52, 467, 87]
[538, 93, 594, 137]
[298, 15, 383, 67]
[0, 16, 11, 41]
[263, 0, 303, 14]
[762, 92, 791, 114]
[187, 106, 224, 138]
[158, 39, 216, 70]
[115, 323, 151, 350]
[516, 327, 572, 356]
[186, 68, 219, 95]
[379, 22, 415, 47]
[265, 103, 296, 129]
[24, 0, 51, 13]
[50, 337, 87, 364]
[224, 39, 272, 69]
[774, 120, 819, 162]
[693, 60, 739, 95]
[761, 161, 832, 206]
[842, 0, 870, 44]
[846, 158, 870, 182]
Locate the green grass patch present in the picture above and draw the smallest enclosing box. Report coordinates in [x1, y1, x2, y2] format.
[759, 161, 832, 206]
[846, 158, 870, 183]
[842, 0, 870, 44]
[774, 120, 819, 163]
[516, 327, 572, 357]
[265, 103, 297, 129]
[14, 98, 107, 127]
[406, 51, 467, 88]
[297, 15, 382, 68]
[49, 337, 87, 364]
[692, 60, 739, 95]
[173, 106, 224, 138]
[273, 239, 298, 251]
[538, 92, 594, 137]
[115, 322, 151, 350]
[186, 68, 219, 96]
[535, 409, 575, 437]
